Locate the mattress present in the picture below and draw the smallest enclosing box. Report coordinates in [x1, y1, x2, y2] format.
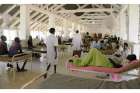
[66, 61, 140, 74]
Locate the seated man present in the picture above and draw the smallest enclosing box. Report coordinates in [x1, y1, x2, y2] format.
[0, 35, 8, 55]
[9, 37, 27, 72]
[0, 35, 11, 69]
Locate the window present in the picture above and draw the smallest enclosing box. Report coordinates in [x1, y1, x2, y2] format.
[3, 29, 17, 45]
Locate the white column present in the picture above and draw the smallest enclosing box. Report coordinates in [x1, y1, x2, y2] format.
[62, 19, 67, 35]
[19, 5, 30, 40]
[128, 5, 139, 43]
[72, 22, 75, 31]
[0, 28, 3, 36]
[48, 14, 55, 28]
[128, 5, 140, 59]
[120, 11, 127, 40]
[78, 24, 82, 32]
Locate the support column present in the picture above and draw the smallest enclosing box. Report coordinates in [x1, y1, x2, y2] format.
[48, 14, 55, 28]
[62, 19, 68, 37]
[78, 24, 81, 32]
[128, 5, 139, 43]
[128, 5, 140, 59]
[19, 5, 30, 40]
[120, 11, 127, 40]
[72, 22, 75, 31]
[0, 29, 3, 36]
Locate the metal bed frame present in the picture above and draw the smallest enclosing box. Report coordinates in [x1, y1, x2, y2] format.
[0, 53, 32, 80]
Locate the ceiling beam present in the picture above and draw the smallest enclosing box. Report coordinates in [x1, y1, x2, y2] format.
[29, 5, 50, 16]
[80, 22, 102, 25]
[29, 5, 80, 24]
[56, 8, 112, 13]
[31, 22, 40, 30]
[39, 16, 48, 22]
[117, 5, 128, 18]
[53, 4, 64, 11]
[80, 20, 103, 22]
[30, 19, 48, 29]
[78, 4, 91, 17]
[10, 19, 19, 28]
[79, 15, 108, 19]
[31, 13, 44, 22]
[80, 4, 90, 9]
[4, 5, 17, 14]
[82, 14, 107, 16]
[30, 11, 40, 19]
[49, 4, 58, 11]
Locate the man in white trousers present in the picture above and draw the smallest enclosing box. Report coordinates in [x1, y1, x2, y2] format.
[72, 30, 83, 57]
[44, 28, 58, 78]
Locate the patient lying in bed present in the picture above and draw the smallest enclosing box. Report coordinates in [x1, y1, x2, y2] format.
[69, 48, 138, 68]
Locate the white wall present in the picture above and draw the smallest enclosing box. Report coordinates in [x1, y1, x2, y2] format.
[85, 23, 114, 35]
[85, 15, 118, 36]
[86, 24, 107, 34]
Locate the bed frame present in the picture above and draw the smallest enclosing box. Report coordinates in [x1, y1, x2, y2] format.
[0, 53, 32, 80]
[66, 61, 140, 81]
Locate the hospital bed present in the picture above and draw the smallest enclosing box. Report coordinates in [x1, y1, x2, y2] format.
[0, 53, 32, 80]
[66, 61, 140, 81]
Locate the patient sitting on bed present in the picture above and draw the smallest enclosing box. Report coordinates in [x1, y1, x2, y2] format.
[0, 35, 8, 55]
[8, 37, 27, 72]
[0, 35, 11, 70]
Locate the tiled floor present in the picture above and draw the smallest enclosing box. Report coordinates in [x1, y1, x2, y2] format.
[0, 46, 140, 89]
[0, 46, 73, 89]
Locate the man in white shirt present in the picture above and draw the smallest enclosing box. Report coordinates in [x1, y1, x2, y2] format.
[72, 30, 83, 57]
[44, 28, 58, 78]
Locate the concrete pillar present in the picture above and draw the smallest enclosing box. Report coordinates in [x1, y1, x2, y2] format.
[48, 14, 55, 28]
[128, 5, 140, 58]
[72, 22, 75, 31]
[0, 29, 3, 36]
[77, 24, 81, 32]
[62, 19, 67, 35]
[128, 5, 139, 43]
[19, 5, 30, 40]
[120, 11, 127, 40]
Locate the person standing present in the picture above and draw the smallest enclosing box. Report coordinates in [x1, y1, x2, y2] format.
[44, 28, 58, 78]
[28, 35, 34, 49]
[72, 30, 83, 57]
[83, 32, 91, 52]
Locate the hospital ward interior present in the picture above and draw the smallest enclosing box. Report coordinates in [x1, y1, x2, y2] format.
[0, 4, 140, 89]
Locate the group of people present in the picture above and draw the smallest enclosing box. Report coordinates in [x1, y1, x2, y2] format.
[0, 28, 138, 77]
[0, 36, 27, 71]
[27, 36, 44, 49]
[0, 28, 59, 78]
[70, 30, 138, 68]
[82, 32, 131, 59]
